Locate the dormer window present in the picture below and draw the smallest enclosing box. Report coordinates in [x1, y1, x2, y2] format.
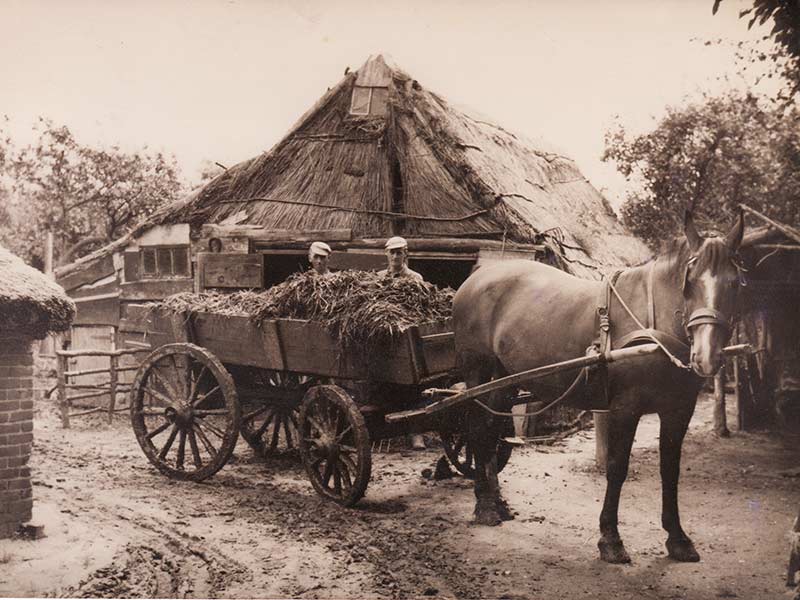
[349, 55, 393, 117]
[349, 85, 388, 117]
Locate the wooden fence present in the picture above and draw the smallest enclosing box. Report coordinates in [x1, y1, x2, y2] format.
[56, 347, 150, 428]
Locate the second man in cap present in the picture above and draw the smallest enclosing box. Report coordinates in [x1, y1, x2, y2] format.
[378, 236, 423, 282]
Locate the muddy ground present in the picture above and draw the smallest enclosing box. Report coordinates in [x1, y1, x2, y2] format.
[1, 393, 799, 600]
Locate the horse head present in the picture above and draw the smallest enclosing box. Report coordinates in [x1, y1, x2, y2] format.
[681, 210, 745, 377]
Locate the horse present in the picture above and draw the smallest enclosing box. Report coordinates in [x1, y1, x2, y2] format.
[452, 211, 744, 563]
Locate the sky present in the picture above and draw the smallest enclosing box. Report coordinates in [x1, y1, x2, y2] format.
[0, 0, 773, 208]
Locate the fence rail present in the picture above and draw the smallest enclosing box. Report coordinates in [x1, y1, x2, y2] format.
[56, 347, 150, 428]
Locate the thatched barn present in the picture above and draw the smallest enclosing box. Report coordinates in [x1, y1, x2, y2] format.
[0, 246, 74, 538]
[54, 54, 648, 366]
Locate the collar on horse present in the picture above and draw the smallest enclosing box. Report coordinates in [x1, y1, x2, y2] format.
[597, 259, 736, 372]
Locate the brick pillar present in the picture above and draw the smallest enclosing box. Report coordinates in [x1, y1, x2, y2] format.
[0, 336, 34, 539]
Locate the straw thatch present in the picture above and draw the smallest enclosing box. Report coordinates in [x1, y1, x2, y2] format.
[0, 247, 75, 339]
[57, 54, 649, 281]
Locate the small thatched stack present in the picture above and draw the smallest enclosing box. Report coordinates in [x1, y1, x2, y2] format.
[0, 247, 75, 339]
[155, 270, 454, 350]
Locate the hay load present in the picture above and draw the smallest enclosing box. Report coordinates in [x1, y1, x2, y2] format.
[155, 270, 454, 350]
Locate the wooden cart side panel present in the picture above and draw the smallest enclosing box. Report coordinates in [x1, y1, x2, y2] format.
[191, 313, 271, 369]
[417, 320, 456, 378]
[276, 320, 368, 379]
[276, 320, 419, 383]
[260, 320, 286, 371]
[118, 308, 453, 384]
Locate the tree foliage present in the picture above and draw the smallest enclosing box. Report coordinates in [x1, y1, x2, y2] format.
[714, 0, 800, 100]
[603, 91, 800, 247]
[0, 119, 185, 267]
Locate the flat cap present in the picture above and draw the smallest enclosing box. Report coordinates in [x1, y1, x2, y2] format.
[385, 236, 408, 251]
[309, 241, 332, 257]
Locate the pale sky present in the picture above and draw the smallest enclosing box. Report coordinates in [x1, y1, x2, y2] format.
[0, 0, 772, 208]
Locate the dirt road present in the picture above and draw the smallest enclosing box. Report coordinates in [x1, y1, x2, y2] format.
[2, 394, 798, 599]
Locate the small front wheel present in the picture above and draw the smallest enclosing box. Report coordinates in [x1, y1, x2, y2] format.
[298, 385, 371, 506]
[440, 417, 514, 479]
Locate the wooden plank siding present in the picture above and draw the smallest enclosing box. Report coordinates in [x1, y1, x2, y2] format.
[120, 278, 193, 301]
[123, 250, 140, 282]
[57, 254, 116, 291]
[72, 294, 120, 326]
[70, 280, 119, 299]
[198, 253, 264, 288]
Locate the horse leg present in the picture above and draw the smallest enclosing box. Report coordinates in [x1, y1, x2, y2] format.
[463, 359, 504, 526]
[597, 409, 641, 564]
[471, 426, 504, 526]
[659, 403, 700, 562]
[489, 363, 515, 522]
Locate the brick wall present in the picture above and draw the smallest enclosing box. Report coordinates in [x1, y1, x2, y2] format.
[0, 336, 34, 539]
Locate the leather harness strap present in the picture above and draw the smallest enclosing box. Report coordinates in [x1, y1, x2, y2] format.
[647, 262, 656, 330]
[600, 267, 693, 371]
[597, 270, 622, 360]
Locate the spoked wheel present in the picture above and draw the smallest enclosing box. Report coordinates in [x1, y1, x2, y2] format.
[240, 371, 315, 458]
[130, 343, 240, 481]
[440, 417, 515, 479]
[298, 385, 371, 507]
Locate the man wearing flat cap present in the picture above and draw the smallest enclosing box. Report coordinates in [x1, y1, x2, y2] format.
[379, 236, 427, 450]
[308, 241, 333, 277]
[378, 236, 423, 282]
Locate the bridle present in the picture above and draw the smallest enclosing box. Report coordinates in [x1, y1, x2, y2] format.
[603, 251, 745, 371]
[680, 253, 746, 344]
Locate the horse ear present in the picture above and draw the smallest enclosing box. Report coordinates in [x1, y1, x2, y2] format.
[684, 210, 703, 252]
[725, 209, 744, 251]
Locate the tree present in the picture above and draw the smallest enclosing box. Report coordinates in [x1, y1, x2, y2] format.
[714, 0, 800, 101]
[603, 90, 800, 247]
[0, 118, 186, 266]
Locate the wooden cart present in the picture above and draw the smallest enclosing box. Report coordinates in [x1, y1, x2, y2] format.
[126, 305, 475, 506]
[129, 305, 746, 506]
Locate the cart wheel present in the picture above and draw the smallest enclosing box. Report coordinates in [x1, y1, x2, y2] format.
[240, 371, 314, 458]
[440, 417, 514, 479]
[130, 343, 240, 481]
[299, 385, 371, 507]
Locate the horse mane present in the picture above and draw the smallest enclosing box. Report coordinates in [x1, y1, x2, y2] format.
[656, 236, 733, 286]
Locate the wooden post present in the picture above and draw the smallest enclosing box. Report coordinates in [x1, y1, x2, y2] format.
[593, 410, 609, 471]
[57, 353, 69, 429]
[713, 366, 730, 437]
[733, 356, 745, 431]
[107, 353, 118, 424]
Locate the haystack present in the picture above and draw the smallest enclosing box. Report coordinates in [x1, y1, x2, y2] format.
[0, 247, 75, 339]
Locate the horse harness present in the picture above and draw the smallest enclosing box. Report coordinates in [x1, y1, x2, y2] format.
[471, 254, 742, 419]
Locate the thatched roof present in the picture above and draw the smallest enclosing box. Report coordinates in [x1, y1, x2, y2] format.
[0, 247, 75, 339]
[58, 54, 649, 280]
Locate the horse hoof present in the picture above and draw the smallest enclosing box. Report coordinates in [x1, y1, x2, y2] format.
[666, 538, 700, 562]
[496, 498, 515, 522]
[473, 507, 503, 526]
[598, 537, 631, 564]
